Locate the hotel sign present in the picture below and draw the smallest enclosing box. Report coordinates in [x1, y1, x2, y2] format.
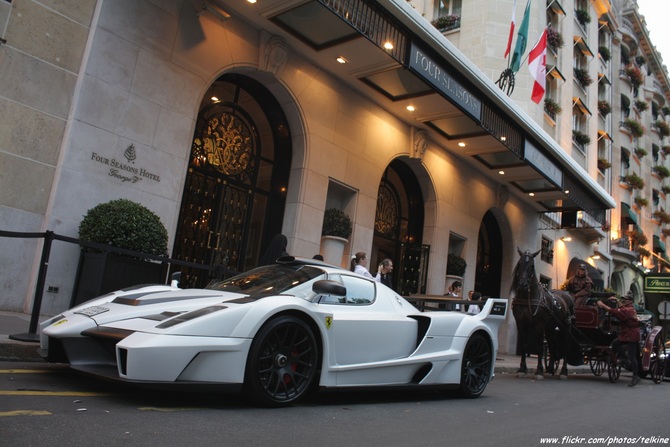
[89, 144, 161, 184]
[409, 43, 481, 121]
[644, 275, 670, 293]
[524, 140, 562, 187]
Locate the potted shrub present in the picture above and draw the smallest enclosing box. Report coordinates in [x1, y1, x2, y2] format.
[635, 100, 649, 112]
[653, 165, 670, 179]
[575, 9, 591, 26]
[655, 120, 670, 137]
[74, 199, 169, 305]
[547, 27, 564, 51]
[598, 46, 611, 62]
[598, 100, 611, 116]
[634, 196, 649, 208]
[597, 158, 611, 171]
[662, 185, 670, 195]
[634, 148, 648, 159]
[430, 14, 461, 32]
[625, 66, 644, 88]
[623, 118, 645, 137]
[572, 130, 591, 147]
[447, 253, 467, 277]
[653, 210, 670, 224]
[320, 208, 352, 266]
[623, 173, 645, 190]
[574, 67, 593, 88]
[544, 98, 562, 117]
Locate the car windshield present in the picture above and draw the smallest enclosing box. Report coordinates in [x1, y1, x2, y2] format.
[206, 264, 326, 299]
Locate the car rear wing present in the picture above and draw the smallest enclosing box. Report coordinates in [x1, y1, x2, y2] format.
[406, 295, 508, 319]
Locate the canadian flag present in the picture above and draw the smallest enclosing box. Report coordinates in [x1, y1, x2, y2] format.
[528, 28, 547, 104]
[504, 0, 517, 58]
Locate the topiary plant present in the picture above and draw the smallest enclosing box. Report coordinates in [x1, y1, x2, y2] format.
[321, 208, 353, 239]
[79, 199, 168, 256]
[447, 253, 467, 277]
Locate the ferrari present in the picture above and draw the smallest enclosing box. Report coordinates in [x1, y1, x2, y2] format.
[40, 256, 508, 406]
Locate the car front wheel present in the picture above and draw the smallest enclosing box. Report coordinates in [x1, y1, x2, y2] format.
[459, 333, 492, 398]
[245, 315, 318, 407]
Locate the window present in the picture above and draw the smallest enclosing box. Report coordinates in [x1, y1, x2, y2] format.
[436, 0, 462, 17]
[621, 149, 630, 177]
[653, 190, 660, 211]
[540, 237, 554, 264]
[322, 274, 375, 305]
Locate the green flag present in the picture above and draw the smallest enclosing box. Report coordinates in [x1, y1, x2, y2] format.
[510, 0, 531, 73]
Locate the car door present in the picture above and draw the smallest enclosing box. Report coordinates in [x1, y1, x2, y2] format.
[318, 274, 418, 383]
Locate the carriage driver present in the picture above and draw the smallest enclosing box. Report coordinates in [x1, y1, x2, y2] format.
[596, 292, 641, 387]
[566, 264, 593, 306]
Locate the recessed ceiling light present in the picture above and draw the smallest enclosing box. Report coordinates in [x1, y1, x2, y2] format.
[406, 105, 415, 112]
[336, 56, 348, 64]
[458, 142, 466, 147]
[528, 192, 535, 197]
[499, 170, 505, 175]
[500, 136, 507, 141]
[211, 96, 219, 102]
[247, 0, 257, 3]
[383, 41, 394, 50]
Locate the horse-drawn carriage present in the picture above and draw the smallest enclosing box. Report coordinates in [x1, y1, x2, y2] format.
[570, 300, 666, 383]
[513, 249, 667, 384]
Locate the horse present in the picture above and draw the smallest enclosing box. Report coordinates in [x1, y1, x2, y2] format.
[511, 249, 581, 379]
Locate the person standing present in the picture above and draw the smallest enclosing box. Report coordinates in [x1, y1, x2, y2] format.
[375, 258, 394, 289]
[596, 291, 641, 387]
[350, 252, 374, 279]
[567, 264, 593, 306]
[467, 291, 482, 315]
[444, 281, 462, 311]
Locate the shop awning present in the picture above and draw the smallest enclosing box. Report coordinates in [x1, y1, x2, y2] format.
[621, 202, 639, 226]
[654, 235, 666, 253]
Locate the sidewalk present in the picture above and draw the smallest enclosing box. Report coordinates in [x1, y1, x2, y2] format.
[0, 310, 592, 374]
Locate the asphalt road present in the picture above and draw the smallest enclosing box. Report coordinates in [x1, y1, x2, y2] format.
[1, 362, 669, 447]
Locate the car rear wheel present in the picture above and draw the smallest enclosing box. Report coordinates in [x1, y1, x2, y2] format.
[245, 315, 318, 407]
[459, 333, 491, 398]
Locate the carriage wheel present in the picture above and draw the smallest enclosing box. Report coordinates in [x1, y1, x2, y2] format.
[589, 355, 606, 376]
[650, 335, 666, 384]
[542, 341, 560, 375]
[607, 352, 621, 383]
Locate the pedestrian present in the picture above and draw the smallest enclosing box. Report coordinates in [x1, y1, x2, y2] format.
[350, 252, 374, 279]
[467, 291, 482, 315]
[596, 291, 641, 387]
[444, 281, 462, 311]
[258, 234, 288, 266]
[375, 258, 394, 289]
[566, 263, 593, 306]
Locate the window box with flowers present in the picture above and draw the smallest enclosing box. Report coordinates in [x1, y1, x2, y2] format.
[655, 120, 670, 137]
[634, 148, 648, 159]
[597, 158, 611, 171]
[653, 165, 670, 179]
[663, 146, 670, 157]
[635, 100, 649, 112]
[624, 66, 644, 88]
[623, 173, 645, 190]
[634, 196, 649, 208]
[575, 9, 591, 26]
[544, 98, 562, 118]
[574, 67, 593, 88]
[623, 118, 645, 137]
[653, 210, 670, 224]
[662, 228, 670, 238]
[430, 14, 461, 32]
[662, 185, 670, 195]
[547, 27, 564, 52]
[572, 130, 591, 147]
[598, 100, 612, 116]
[598, 46, 611, 62]
[627, 228, 648, 249]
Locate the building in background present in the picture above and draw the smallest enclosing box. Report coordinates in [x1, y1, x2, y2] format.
[1, 0, 667, 352]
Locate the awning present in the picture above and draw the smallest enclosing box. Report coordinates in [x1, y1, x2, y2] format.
[573, 97, 592, 116]
[574, 36, 594, 58]
[621, 202, 639, 226]
[654, 235, 666, 253]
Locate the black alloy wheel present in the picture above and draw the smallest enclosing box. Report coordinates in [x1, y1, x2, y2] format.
[459, 333, 491, 398]
[245, 315, 318, 407]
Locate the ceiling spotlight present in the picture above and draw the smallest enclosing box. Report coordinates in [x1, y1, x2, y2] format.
[247, 0, 257, 3]
[458, 142, 466, 147]
[336, 56, 348, 64]
[529, 192, 535, 197]
[406, 105, 415, 112]
[500, 136, 507, 142]
[211, 96, 220, 102]
[383, 41, 394, 50]
[561, 236, 572, 242]
[498, 170, 505, 175]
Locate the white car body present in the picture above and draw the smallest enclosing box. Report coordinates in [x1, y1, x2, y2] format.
[40, 257, 508, 406]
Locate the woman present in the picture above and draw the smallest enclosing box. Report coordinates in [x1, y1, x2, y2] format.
[350, 251, 374, 279]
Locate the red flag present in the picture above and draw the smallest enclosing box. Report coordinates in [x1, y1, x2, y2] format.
[504, 0, 517, 58]
[528, 28, 547, 104]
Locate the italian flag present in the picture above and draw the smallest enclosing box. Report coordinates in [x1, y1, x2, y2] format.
[528, 28, 548, 104]
[503, 0, 517, 58]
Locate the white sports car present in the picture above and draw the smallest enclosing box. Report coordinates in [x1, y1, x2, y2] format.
[40, 257, 508, 406]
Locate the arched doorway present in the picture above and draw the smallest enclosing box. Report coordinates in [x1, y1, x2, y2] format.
[475, 210, 503, 298]
[173, 73, 292, 286]
[373, 159, 426, 295]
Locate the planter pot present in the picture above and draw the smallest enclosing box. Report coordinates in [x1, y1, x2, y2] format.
[320, 235, 348, 267]
[71, 251, 167, 307]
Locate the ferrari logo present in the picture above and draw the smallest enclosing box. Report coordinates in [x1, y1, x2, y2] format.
[325, 316, 333, 329]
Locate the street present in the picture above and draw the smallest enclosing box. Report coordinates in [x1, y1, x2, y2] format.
[1, 362, 669, 447]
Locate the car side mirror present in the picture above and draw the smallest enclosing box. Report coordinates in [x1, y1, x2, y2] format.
[313, 280, 346, 297]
